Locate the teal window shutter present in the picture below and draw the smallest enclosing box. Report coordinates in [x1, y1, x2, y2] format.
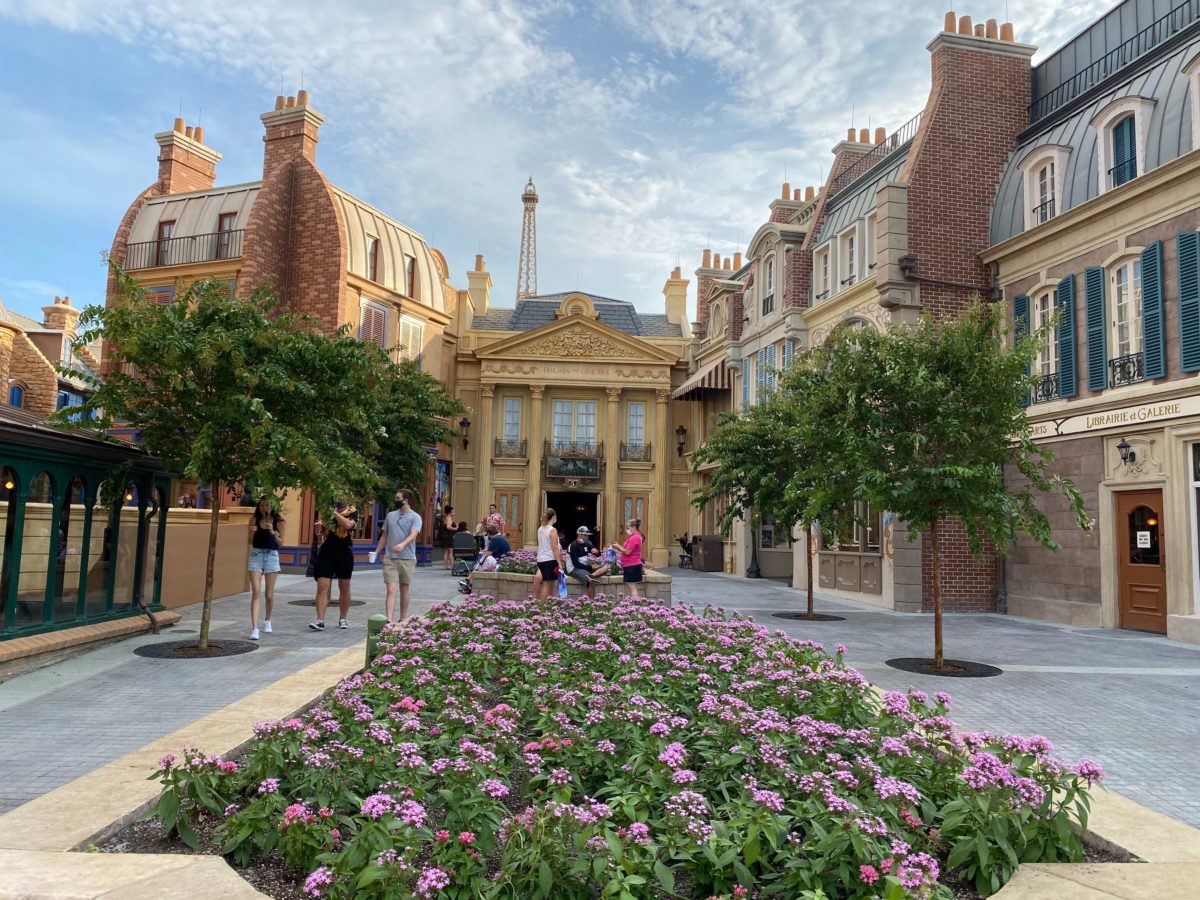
[1056, 276, 1078, 398]
[782, 338, 794, 370]
[1112, 116, 1136, 186]
[755, 349, 766, 405]
[1179, 231, 1200, 372]
[1141, 241, 1165, 380]
[766, 344, 776, 392]
[1085, 266, 1109, 391]
[1014, 295, 1030, 407]
[741, 357, 750, 408]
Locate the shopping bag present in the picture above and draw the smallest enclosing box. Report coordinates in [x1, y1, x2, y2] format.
[557, 570, 569, 599]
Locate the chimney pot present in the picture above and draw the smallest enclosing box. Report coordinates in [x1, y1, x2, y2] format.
[672, 265, 682, 279]
[184, 126, 195, 139]
[474, 254, 486, 272]
[702, 248, 712, 268]
[723, 257, 731, 270]
[275, 95, 286, 110]
[173, 117, 185, 133]
[193, 126, 204, 144]
[874, 126, 886, 144]
[846, 127, 856, 142]
[859, 127, 870, 143]
[974, 23, 984, 36]
[1000, 21, 1014, 41]
[286, 95, 297, 108]
[958, 14, 972, 35]
[781, 181, 791, 200]
[712, 253, 722, 269]
[805, 185, 815, 201]
[297, 89, 309, 107]
[793, 188, 801, 200]
[944, 10, 957, 31]
[63, 296, 71, 306]
[985, 18, 998, 38]
[732, 252, 742, 270]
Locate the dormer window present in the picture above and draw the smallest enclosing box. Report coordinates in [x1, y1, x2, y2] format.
[1092, 96, 1154, 194]
[62, 337, 73, 367]
[813, 246, 831, 302]
[366, 236, 381, 283]
[761, 254, 775, 316]
[406, 256, 419, 301]
[839, 227, 857, 288]
[1018, 146, 1069, 230]
[1110, 116, 1137, 186]
[1035, 161, 1056, 222]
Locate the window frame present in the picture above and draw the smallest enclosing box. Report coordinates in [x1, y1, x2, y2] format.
[366, 235, 381, 283]
[551, 399, 598, 445]
[8, 383, 25, 408]
[1110, 255, 1144, 361]
[216, 212, 237, 259]
[406, 255, 418, 301]
[397, 314, 424, 366]
[1033, 287, 1059, 377]
[626, 400, 646, 448]
[1018, 146, 1069, 230]
[838, 225, 858, 289]
[708, 300, 725, 339]
[358, 298, 389, 348]
[502, 397, 522, 441]
[155, 220, 175, 266]
[761, 253, 776, 316]
[813, 245, 831, 302]
[1091, 96, 1155, 195]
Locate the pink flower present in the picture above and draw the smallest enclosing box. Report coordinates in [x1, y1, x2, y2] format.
[859, 864, 879, 885]
[303, 866, 334, 897]
[481, 778, 510, 798]
[458, 831, 476, 845]
[158, 753, 176, 770]
[435, 829, 451, 842]
[257, 778, 279, 794]
[1073, 759, 1104, 786]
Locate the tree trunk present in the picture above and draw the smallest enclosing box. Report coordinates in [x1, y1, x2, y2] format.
[805, 523, 815, 618]
[198, 484, 220, 651]
[930, 517, 943, 670]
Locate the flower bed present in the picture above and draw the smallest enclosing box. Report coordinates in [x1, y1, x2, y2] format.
[496, 549, 623, 577]
[149, 594, 1102, 899]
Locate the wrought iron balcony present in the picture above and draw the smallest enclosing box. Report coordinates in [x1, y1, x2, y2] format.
[125, 229, 244, 270]
[1109, 352, 1144, 388]
[828, 110, 923, 197]
[494, 438, 526, 458]
[1032, 372, 1060, 404]
[619, 442, 652, 462]
[1031, 198, 1056, 225]
[1108, 158, 1137, 187]
[545, 440, 602, 458]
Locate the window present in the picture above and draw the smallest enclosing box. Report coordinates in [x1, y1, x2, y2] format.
[823, 501, 881, 552]
[814, 246, 831, 301]
[1018, 146, 1070, 229]
[864, 213, 876, 272]
[761, 255, 775, 316]
[406, 256, 418, 300]
[145, 285, 174, 305]
[551, 400, 597, 445]
[1110, 116, 1137, 187]
[8, 384, 24, 408]
[759, 515, 776, 549]
[626, 401, 646, 448]
[156, 220, 174, 266]
[359, 300, 387, 347]
[1112, 258, 1143, 360]
[839, 227, 857, 288]
[1092, 97, 1153, 194]
[502, 398, 522, 441]
[1035, 161, 1056, 223]
[57, 390, 69, 411]
[708, 301, 725, 339]
[1034, 289, 1059, 377]
[61, 336, 73, 367]
[216, 213, 237, 259]
[398, 315, 423, 365]
[366, 236, 381, 283]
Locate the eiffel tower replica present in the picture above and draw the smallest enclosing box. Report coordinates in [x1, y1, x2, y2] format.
[516, 177, 538, 300]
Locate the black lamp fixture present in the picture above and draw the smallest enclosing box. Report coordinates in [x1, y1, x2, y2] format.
[1117, 437, 1136, 466]
[459, 417, 471, 450]
[675, 424, 688, 457]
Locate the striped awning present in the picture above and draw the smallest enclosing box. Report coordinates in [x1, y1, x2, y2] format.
[671, 358, 732, 400]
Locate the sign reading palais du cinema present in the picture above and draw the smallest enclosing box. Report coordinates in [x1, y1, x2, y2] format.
[1029, 396, 1195, 439]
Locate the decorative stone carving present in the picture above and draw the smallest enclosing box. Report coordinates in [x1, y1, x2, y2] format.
[606, 387, 622, 401]
[480, 382, 495, 398]
[656, 388, 670, 403]
[529, 385, 545, 398]
[506, 324, 642, 359]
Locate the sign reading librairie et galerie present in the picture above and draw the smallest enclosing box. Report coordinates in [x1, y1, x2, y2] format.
[1029, 395, 1197, 440]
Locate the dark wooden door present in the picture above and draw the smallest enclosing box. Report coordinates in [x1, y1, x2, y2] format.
[1116, 489, 1167, 633]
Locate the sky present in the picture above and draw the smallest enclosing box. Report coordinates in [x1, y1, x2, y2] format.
[0, 0, 1116, 323]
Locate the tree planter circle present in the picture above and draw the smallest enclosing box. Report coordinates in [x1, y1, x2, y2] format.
[286, 599, 366, 608]
[885, 656, 1003, 678]
[772, 612, 846, 622]
[134, 640, 259, 659]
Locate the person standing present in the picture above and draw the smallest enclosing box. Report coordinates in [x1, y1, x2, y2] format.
[438, 505, 456, 569]
[247, 496, 284, 640]
[533, 508, 563, 602]
[310, 501, 358, 631]
[567, 525, 610, 598]
[479, 503, 505, 536]
[611, 517, 644, 600]
[374, 489, 422, 623]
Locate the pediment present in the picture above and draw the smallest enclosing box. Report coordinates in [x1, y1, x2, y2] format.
[476, 316, 678, 364]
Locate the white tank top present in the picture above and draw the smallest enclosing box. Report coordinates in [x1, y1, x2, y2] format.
[536, 524, 557, 562]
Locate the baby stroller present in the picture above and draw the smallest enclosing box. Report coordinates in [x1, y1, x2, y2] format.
[675, 533, 693, 569]
[451, 530, 479, 576]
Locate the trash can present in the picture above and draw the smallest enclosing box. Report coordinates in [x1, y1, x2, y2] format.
[693, 535, 724, 572]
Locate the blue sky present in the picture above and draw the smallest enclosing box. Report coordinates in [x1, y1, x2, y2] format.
[0, 0, 1114, 322]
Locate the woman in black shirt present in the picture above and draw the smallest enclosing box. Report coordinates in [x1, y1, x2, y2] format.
[310, 502, 358, 631]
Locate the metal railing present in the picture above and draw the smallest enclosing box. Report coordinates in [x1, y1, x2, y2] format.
[619, 442, 652, 462]
[1031, 198, 1056, 225]
[1109, 352, 1144, 388]
[1032, 372, 1060, 403]
[1028, 0, 1200, 122]
[125, 229, 244, 270]
[545, 440, 602, 458]
[1109, 158, 1138, 187]
[493, 438, 526, 458]
[828, 111, 922, 197]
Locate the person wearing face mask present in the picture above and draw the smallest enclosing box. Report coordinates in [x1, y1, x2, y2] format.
[533, 507, 564, 602]
[611, 517, 644, 599]
[373, 488, 422, 623]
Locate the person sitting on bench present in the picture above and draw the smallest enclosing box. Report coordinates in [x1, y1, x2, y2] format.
[567, 525, 610, 598]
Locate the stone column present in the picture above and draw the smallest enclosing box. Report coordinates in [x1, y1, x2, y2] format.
[652, 387, 671, 567]
[477, 383, 495, 521]
[528, 385, 545, 540]
[604, 387, 621, 543]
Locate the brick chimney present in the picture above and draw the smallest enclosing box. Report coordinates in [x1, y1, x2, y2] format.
[694, 249, 721, 337]
[41, 296, 80, 335]
[155, 118, 220, 194]
[662, 265, 691, 337]
[467, 254, 492, 317]
[261, 90, 324, 181]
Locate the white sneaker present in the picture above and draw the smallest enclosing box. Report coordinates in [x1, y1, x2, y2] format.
[338, 618, 349, 629]
[249, 627, 260, 641]
[262, 620, 272, 633]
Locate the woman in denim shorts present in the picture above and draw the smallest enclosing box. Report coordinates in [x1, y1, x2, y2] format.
[247, 497, 284, 641]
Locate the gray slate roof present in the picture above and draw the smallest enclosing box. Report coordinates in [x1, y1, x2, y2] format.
[472, 292, 683, 337]
[816, 149, 910, 245]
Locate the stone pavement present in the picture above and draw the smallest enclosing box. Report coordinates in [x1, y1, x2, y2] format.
[0, 564, 464, 815]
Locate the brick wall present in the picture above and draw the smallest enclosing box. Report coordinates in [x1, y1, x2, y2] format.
[156, 140, 216, 194]
[920, 518, 998, 612]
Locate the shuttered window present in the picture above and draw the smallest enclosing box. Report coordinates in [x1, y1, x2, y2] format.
[756, 349, 766, 405]
[359, 301, 387, 347]
[1013, 295, 1030, 407]
[765, 343, 776, 392]
[1084, 267, 1108, 391]
[1056, 276, 1078, 398]
[398, 315, 423, 366]
[145, 285, 174, 305]
[1111, 116, 1137, 187]
[1141, 241, 1165, 380]
[740, 357, 750, 408]
[1178, 231, 1200, 372]
[782, 339, 794, 370]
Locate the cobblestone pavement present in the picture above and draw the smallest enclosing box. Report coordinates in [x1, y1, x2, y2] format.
[0, 565, 464, 814]
[4, 564, 1198, 830]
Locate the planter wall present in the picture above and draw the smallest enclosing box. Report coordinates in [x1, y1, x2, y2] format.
[470, 570, 672, 603]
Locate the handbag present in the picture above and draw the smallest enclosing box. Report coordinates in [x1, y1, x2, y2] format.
[305, 519, 320, 579]
[556, 570, 569, 599]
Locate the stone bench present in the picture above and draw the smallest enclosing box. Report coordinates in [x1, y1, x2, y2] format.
[468, 569, 672, 603]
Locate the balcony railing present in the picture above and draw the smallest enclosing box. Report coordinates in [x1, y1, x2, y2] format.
[619, 442, 652, 462]
[1109, 352, 1144, 388]
[494, 438, 526, 458]
[1028, 0, 1200, 123]
[1032, 372, 1060, 404]
[1109, 158, 1138, 187]
[828, 110, 923, 197]
[1031, 198, 1056, 225]
[125, 229, 244, 270]
[545, 441, 602, 458]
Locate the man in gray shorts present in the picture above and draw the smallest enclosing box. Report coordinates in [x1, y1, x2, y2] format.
[373, 489, 422, 623]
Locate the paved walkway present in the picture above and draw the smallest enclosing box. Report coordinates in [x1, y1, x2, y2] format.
[2, 565, 1198, 831]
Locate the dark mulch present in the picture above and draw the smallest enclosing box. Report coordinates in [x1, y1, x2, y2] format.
[133, 640, 259, 659]
[771, 612, 847, 622]
[885, 657, 1003, 678]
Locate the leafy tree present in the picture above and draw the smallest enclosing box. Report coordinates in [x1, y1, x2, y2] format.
[809, 301, 1090, 669]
